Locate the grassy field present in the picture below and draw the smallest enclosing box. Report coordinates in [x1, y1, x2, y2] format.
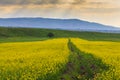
[0, 27, 120, 42]
[0, 27, 120, 80]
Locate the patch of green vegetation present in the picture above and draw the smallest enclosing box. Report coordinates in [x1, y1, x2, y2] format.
[0, 27, 120, 43]
[0, 37, 48, 43]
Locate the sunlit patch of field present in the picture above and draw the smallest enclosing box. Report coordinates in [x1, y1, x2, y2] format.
[0, 38, 69, 80]
[71, 38, 120, 80]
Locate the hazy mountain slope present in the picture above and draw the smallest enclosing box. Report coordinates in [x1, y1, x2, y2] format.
[0, 18, 120, 32]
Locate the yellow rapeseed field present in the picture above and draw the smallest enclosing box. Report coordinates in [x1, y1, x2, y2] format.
[0, 38, 120, 80]
[0, 38, 69, 80]
[71, 38, 120, 80]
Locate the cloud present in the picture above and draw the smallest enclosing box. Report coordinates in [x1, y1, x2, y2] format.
[0, 0, 86, 5]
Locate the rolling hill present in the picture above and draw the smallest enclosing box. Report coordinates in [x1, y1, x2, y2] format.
[0, 27, 120, 43]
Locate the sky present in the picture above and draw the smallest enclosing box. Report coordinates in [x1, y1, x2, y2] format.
[0, 0, 120, 27]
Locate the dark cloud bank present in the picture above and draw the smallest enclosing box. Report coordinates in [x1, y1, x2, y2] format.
[0, 0, 85, 5]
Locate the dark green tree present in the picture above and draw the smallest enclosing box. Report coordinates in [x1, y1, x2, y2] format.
[47, 32, 54, 38]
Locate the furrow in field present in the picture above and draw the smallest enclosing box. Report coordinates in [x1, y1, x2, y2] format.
[61, 39, 109, 80]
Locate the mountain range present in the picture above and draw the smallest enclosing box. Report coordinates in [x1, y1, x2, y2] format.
[0, 18, 120, 33]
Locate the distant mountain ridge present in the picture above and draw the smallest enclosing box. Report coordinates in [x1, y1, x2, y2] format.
[0, 17, 120, 33]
